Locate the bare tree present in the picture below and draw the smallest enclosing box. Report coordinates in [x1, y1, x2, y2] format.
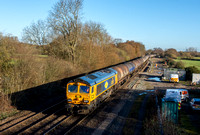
[48, 0, 83, 64]
[82, 21, 112, 46]
[113, 38, 123, 46]
[152, 47, 164, 57]
[186, 47, 198, 56]
[186, 47, 197, 52]
[22, 20, 50, 45]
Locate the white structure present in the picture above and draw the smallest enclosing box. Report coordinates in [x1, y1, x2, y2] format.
[192, 73, 200, 84]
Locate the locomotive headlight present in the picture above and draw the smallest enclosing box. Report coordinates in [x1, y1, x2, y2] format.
[84, 100, 89, 103]
[67, 99, 72, 102]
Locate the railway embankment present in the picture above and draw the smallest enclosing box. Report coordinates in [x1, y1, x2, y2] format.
[1, 57, 200, 134]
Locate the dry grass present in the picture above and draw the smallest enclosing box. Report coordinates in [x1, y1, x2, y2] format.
[0, 34, 146, 119]
[144, 116, 187, 135]
[122, 94, 146, 134]
[180, 111, 199, 135]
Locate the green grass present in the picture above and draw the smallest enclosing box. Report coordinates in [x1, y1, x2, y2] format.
[0, 109, 19, 120]
[179, 81, 191, 86]
[14, 54, 48, 58]
[177, 57, 200, 60]
[10, 59, 16, 64]
[179, 81, 200, 87]
[193, 57, 200, 60]
[122, 94, 146, 134]
[38, 55, 48, 58]
[175, 58, 200, 70]
[180, 111, 199, 135]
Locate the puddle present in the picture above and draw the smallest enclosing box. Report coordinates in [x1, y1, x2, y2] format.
[139, 92, 147, 95]
[145, 90, 155, 92]
[148, 77, 161, 82]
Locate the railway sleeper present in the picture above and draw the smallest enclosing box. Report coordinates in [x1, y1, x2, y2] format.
[66, 104, 93, 114]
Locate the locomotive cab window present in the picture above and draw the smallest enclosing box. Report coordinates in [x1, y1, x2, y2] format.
[79, 86, 90, 93]
[68, 85, 78, 93]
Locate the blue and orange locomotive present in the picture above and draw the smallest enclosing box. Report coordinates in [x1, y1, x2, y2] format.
[66, 56, 150, 114]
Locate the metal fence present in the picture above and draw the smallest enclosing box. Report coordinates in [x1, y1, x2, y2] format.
[162, 98, 179, 124]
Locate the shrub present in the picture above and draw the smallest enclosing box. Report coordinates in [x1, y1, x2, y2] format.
[175, 61, 185, 69]
[185, 66, 200, 81]
[167, 58, 176, 67]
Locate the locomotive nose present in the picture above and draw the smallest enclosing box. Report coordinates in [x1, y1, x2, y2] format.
[75, 95, 82, 98]
[74, 95, 84, 102]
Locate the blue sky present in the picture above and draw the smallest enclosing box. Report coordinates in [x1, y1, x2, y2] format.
[0, 0, 200, 51]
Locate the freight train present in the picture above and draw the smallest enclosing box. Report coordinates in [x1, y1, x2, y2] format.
[66, 55, 150, 114]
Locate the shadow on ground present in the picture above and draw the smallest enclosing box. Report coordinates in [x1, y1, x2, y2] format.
[9, 74, 84, 114]
[8, 57, 144, 114]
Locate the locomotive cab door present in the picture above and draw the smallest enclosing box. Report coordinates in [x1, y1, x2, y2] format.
[90, 86, 95, 101]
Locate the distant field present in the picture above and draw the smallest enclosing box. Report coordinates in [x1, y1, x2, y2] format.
[194, 57, 200, 60]
[38, 55, 48, 58]
[175, 57, 200, 70]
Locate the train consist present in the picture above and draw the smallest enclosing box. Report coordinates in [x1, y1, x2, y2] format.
[66, 55, 150, 114]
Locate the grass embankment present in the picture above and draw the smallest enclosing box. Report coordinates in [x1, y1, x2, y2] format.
[122, 94, 147, 134]
[0, 109, 19, 120]
[175, 57, 200, 70]
[143, 94, 159, 135]
[143, 90, 199, 135]
[180, 111, 199, 135]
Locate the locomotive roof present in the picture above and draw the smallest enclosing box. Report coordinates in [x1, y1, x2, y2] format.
[75, 68, 117, 86]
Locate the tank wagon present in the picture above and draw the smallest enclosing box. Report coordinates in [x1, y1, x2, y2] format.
[66, 55, 150, 114]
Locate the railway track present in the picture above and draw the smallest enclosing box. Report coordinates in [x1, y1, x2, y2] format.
[1, 90, 130, 135]
[42, 88, 122, 135]
[65, 63, 148, 135]
[42, 79, 134, 134]
[42, 115, 75, 135]
[0, 59, 150, 135]
[63, 81, 141, 134]
[0, 99, 66, 135]
[44, 113, 92, 135]
[65, 76, 146, 134]
[44, 59, 150, 134]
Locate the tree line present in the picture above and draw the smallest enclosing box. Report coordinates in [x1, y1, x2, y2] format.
[147, 47, 200, 59]
[147, 47, 200, 81]
[0, 0, 146, 115]
[21, 0, 146, 65]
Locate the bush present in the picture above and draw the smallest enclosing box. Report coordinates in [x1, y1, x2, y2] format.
[175, 61, 185, 69]
[185, 66, 200, 81]
[167, 58, 176, 67]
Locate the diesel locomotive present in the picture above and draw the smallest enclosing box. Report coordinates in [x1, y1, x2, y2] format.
[66, 55, 150, 114]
